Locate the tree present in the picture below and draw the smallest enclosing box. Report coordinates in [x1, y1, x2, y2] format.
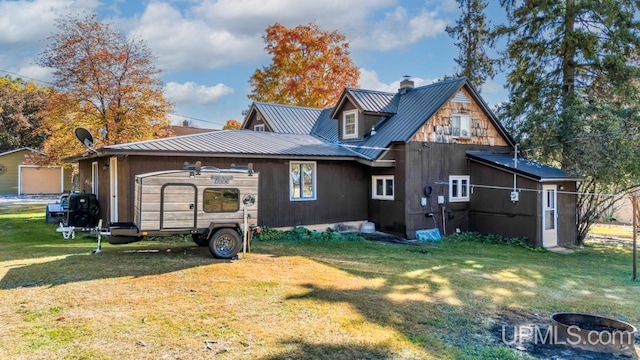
[37, 13, 172, 163]
[249, 22, 360, 108]
[0, 75, 49, 152]
[495, 0, 640, 243]
[445, 0, 497, 91]
[222, 119, 241, 130]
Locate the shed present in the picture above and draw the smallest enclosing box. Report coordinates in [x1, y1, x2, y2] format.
[0, 148, 74, 195]
[466, 151, 579, 247]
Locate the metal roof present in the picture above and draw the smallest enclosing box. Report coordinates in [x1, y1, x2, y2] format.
[466, 151, 579, 181]
[253, 102, 322, 134]
[313, 78, 473, 159]
[346, 88, 399, 114]
[100, 130, 361, 158]
[0, 147, 43, 157]
[310, 108, 339, 143]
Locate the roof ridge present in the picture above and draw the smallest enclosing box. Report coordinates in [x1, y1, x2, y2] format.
[254, 101, 325, 111]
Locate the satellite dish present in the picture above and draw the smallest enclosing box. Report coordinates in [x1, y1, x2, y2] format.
[75, 127, 98, 154]
[75, 127, 94, 148]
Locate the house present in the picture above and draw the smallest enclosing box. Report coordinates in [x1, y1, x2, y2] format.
[64, 78, 579, 247]
[0, 147, 75, 195]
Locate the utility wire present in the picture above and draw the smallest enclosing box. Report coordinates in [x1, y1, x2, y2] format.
[0, 68, 226, 128]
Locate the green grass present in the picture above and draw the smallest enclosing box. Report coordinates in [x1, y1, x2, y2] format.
[0, 204, 639, 359]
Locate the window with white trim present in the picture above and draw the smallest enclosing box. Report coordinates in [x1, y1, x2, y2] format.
[343, 109, 358, 139]
[254, 124, 265, 132]
[372, 175, 394, 200]
[451, 114, 471, 138]
[449, 175, 470, 202]
[290, 161, 316, 201]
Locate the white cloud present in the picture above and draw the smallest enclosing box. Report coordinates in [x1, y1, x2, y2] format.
[164, 81, 234, 106]
[144, 0, 448, 66]
[192, 0, 395, 35]
[0, 0, 99, 44]
[354, 6, 448, 51]
[480, 80, 504, 95]
[130, 2, 264, 71]
[359, 68, 437, 92]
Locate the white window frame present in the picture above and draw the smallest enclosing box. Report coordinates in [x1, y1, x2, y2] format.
[342, 109, 358, 139]
[254, 124, 265, 132]
[289, 161, 317, 201]
[451, 114, 471, 139]
[449, 175, 470, 202]
[372, 175, 394, 200]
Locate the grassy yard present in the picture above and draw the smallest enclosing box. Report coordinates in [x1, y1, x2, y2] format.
[0, 204, 639, 359]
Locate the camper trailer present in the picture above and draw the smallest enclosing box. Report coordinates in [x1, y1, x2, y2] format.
[106, 164, 259, 259]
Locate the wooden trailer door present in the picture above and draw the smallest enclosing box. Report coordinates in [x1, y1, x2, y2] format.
[160, 183, 197, 229]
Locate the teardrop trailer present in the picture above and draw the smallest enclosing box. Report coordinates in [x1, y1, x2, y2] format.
[56, 163, 260, 259]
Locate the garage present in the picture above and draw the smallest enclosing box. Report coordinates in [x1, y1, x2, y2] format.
[19, 165, 64, 195]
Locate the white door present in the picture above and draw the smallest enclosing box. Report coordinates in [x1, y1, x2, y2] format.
[109, 157, 118, 222]
[542, 185, 558, 247]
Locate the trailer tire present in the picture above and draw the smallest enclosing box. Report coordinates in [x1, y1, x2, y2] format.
[209, 228, 242, 259]
[192, 233, 209, 247]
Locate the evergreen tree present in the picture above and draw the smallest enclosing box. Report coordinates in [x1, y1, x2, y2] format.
[445, 0, 497, 91]
[496, 0, 640, 243]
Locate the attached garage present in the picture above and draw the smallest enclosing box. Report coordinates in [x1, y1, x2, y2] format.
[19, 165, 64, 195]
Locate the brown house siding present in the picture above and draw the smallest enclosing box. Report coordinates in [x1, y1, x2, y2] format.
[468, 161, 540, 245]
[556, 182, 578, 247]
[368, 143, 406, 235]
[403, 142, 511, 239]
[467, 161, 577, 247]
[78, 156, 369, 228]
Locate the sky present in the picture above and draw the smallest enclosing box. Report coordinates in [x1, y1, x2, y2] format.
[0, 0, 508, 129]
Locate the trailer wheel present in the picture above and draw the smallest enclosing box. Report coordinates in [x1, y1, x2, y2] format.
[192, 233, 209, 247]
[209, 228, 242, 259]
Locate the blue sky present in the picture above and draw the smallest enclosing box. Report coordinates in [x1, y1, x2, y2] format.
[0, 0, 507, 129]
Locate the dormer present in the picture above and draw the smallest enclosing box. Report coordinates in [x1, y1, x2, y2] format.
[242, 104, 272, 132]
[331, 88, 398, 141]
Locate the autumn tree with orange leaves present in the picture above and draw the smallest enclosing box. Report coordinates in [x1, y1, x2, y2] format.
[37, 13, 172, 164]
[222, 119, 241, 130]
[249, 22, 360, 109]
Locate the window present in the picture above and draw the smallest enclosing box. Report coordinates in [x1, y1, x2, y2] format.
[290, 161, 316, 201]
[451, 114, 471, 138]
[254, 124, 265, 132]
[449, 175, 470, 202]
[203, 188, 240, 212]
[343, 109, 358, 139]
[372, 175, 394, 200]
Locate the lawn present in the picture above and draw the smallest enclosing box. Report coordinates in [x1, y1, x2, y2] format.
[0, 203, 639, 359]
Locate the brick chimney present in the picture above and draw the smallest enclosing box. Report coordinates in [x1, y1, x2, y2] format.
[398, 76, 414, 94]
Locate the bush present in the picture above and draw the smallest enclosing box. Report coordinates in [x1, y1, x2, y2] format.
[446, 232, 540, 251]
[253, 226, 364, 242]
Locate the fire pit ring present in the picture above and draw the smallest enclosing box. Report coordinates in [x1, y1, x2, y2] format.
[551, 312, 637, 356]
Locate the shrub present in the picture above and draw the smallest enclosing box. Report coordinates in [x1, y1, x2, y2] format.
[253, 226, 364, 242]
[446, 232, 541, 251]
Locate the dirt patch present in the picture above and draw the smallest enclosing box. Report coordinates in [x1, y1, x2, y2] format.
[491, 308, 638, 359]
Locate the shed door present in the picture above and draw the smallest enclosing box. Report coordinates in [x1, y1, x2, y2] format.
[161, 184, 197, 229]
[19, 166, 63, 194]
[542, 185, 558, 247]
